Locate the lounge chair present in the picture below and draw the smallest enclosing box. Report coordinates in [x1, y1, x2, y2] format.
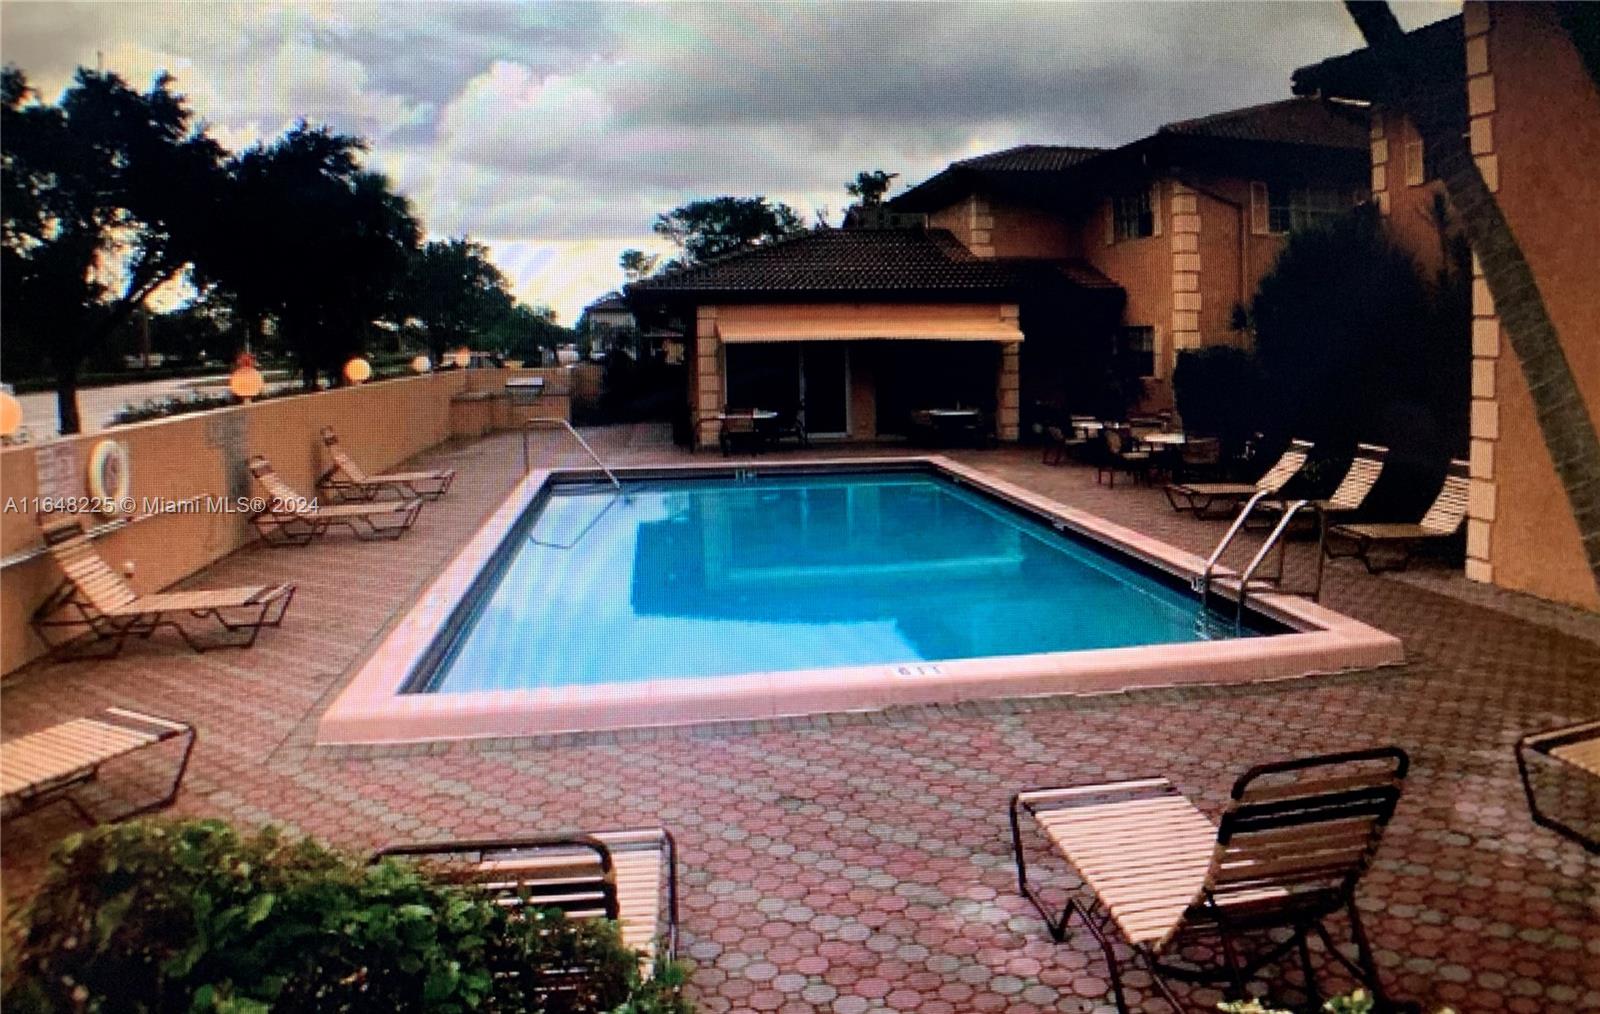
[1324, 459, 1468, 572]
[1165, 438, 1314, 518]
[1257, 442, 1389, 529]
[30, 518, 294, 658]
[249, 455, 423, 546]
[1010, 747, 1409, 1012]
[1042, 422, 1090, 466]
[1515, 718, 1599, 854]
[2, 708, 195, 825]
[375, 828, 679, 980]
[319, 426, 455, 501]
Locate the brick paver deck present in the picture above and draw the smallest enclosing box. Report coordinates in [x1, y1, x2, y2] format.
[3, 428, 1596, 1013]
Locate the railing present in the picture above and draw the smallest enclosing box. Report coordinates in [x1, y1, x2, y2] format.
[1192, 489, 1277, 605]
[522, 418, 620, 489]
[1193, 493, 1327, 632]
[1234, 500, 1311, 631]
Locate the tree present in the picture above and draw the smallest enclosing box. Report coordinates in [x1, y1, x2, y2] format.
[619, 248, 659, 281]
[202, 124, 420, 388]
[1249, 205, 1467, 460]
[402, 238, 515, 362]
[652, 196, 805, 265]
[1, 66, 225, 433]
[846, 170, 898, 208]
[1343, 1, 1600, 595]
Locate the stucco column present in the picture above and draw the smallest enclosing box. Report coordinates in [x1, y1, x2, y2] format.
[996, 306, 1021, 441]
[1168, 181, 1202, 374]
[694, 306, 723, 450]
[1462, 2, 1499, 585]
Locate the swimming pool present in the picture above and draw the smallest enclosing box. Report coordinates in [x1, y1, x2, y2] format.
[422, 472, 1268, 694]
[319, 458, 1402, 744]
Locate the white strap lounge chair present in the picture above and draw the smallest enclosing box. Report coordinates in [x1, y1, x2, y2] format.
[31, 518, 294, 658]
[2, 708, 196, 825]
[319, 426, 455, 501]
[249, 455, 423, 545]
[375, 828, 679, 978]
[1166, 438, 1315, 518]
[1324, 458, 1468, 572]
[1257, 442, 1389, 528]
[1010, 747, 1409, 1012]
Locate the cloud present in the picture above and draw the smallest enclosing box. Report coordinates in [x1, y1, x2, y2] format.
[0, 0, 1455, 321]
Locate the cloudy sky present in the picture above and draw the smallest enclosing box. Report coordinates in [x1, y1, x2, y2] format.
[1, 1, 1451, 323]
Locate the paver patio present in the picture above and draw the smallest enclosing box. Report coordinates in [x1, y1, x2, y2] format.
[3, 427, 1596, 1013]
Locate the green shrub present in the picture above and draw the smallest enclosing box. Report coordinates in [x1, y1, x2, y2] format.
[4, 819, 691, 1014]
[1249, 203, 1469, 463]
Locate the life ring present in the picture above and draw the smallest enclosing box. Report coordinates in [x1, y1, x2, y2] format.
[87, 440, 131, 513]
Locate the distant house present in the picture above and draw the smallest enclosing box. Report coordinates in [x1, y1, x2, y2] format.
[1295, 2, 1600, 612]
[583, 292, 640, 358]
[890, 97, 1370, 415]
[626, 228, 1122, 448]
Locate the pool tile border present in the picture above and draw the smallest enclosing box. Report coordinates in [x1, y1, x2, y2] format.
[316, 457, 1404, 745]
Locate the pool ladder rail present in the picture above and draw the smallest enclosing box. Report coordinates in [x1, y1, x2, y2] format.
[522, 418, 621, 489]
[1192, 491, 1326, 633]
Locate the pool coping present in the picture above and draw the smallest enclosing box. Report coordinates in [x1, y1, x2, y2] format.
[315, 456, 1404, 745]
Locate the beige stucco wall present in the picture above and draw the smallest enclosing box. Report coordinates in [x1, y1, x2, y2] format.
[1475, 1, 1600, 610]
[0, 373, 472, 674]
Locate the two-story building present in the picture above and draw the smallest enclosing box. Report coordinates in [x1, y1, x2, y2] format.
[892, 97, 1369, 418]
[627, 97, 1368, 449]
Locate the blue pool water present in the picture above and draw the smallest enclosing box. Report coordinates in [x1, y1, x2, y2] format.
[421, 471, 1262, 693]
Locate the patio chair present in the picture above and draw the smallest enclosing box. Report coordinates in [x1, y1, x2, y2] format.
[771, 404, 809, 448]
[1165, 438, 1315, 518]
[1172, 436, 1223, 484]
[1324, 459, 1468, 572]
[1010, 747, 1410, 1013]
[1094, 425, 1151, 488]
[375, 828, 679, 982]
[1514, 718, 1599, 854]
[319, 426, 455, 501]
[248, 455, 423, 546]
[719, 411, 763, 456]
[1042, 423, 1089, 466]
[30, 517, 294, 658]
[2, 707, 195, 825]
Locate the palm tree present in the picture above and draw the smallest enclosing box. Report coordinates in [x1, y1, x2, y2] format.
[1343, 1, 1600, 597]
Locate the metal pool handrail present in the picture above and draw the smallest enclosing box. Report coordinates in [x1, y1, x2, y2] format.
[523, 418, 620, 488]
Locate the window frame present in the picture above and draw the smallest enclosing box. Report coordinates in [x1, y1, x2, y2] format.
[1111, 186, 1157, 242]
[1116, 325, 1157, 379]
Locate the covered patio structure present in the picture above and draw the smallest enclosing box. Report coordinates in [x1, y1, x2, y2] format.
[626, 227, 1123, 449]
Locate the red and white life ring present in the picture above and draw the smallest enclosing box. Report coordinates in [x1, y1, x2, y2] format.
[87, 440, 131, 514]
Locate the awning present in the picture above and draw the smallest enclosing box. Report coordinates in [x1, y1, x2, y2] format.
[718, 311, 1021, 344]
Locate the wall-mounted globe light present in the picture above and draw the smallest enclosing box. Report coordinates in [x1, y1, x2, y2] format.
[0, 391, 23, 438]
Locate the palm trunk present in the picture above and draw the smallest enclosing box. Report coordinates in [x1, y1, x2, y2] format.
[1345, 1, 1600, 596]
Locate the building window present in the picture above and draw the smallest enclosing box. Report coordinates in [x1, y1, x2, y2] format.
[1117, 326, 1156, 378]
[1266, 186, 1346, 234]
[1112, 187, 1155, 241]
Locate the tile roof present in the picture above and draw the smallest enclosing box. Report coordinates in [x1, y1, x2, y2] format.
[892, 99, 1366, 213]
[626, 228, 1020, 297]
[1292, 15, 1464, 101]
[952, 144, 1104, 172]
[1158, 97, 1367, 149]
